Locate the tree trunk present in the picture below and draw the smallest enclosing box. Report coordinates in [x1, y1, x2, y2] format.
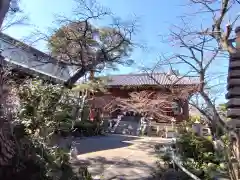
[0, 54, 15, 167]
[0, 87, 15, 167]
[78, 90, 88, 121]
[72, 92, 81, 120]
[0, 0, 10, 28]
[0, 128, 14, 165]
[64, 68, 87, 88]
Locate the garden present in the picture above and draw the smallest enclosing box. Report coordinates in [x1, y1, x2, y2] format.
[1, 0, 240, 179]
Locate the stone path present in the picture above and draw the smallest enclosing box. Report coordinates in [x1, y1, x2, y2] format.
[72, 134, 172, 180]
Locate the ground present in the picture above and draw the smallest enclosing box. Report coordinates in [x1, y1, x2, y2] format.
[72, 134, 172, 180]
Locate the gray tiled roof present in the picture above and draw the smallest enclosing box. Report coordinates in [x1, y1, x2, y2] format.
[0, 33, 74, 82]
[106, 73, 199, 86]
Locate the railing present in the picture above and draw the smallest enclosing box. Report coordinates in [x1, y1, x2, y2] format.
[171, 152, 202, 180]
[162, 140, 202, 180]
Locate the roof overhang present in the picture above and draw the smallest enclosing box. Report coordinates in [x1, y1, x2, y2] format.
[0, 57, 66, 84]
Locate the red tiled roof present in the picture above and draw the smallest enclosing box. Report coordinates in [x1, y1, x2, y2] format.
[106, 73, 199, 86]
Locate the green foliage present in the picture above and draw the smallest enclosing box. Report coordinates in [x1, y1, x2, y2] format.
[9, 79, 93, 180]
[189, 115, 201, 123]
[72, 77, 108, 93]
[73, 120, 105, 137]
[218, 103, 227, 112]
[161, 152, 172, 163]
[177, 131, 226, 179]
[79, 166, 93, 180]
[18, 79, 73, 139]
[48, 21, 133, 71]
[177, 132, 215, 163]
[49, 22, 97, 57]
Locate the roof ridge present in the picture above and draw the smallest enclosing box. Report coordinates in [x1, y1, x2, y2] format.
[106, 72, 167, 76]
[105, 72, 198, 78]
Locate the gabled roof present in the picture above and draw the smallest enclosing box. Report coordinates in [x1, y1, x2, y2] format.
[106, 73, 199, 86]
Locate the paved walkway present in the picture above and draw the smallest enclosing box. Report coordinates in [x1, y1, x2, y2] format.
[72, 134, 172, 180]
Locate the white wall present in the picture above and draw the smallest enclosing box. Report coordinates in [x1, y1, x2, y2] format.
[0, 37, 72, 81]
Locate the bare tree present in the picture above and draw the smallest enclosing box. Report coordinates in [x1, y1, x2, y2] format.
[187, 1, 240, 179]
[153, 0, 240, 179]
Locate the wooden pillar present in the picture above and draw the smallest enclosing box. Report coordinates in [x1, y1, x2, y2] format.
[226, 27, 240, 179]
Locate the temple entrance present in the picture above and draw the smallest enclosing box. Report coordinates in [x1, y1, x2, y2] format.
[109, 110, 141, 136]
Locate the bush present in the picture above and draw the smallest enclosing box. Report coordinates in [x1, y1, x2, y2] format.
[177, 131, 216, 163]
[11, 79, 91, 180]
[176, 131, 225, 179]
[73, 121, 104, 137]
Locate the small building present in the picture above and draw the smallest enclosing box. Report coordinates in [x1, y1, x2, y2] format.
[89, 73, 199, 135]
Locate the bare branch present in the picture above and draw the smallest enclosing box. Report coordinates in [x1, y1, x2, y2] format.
[104, 86, 197, 123]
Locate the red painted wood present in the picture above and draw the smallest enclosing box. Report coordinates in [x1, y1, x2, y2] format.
[91, 86, 190, 122]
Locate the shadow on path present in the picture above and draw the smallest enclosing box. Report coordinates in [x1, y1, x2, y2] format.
[72, 135, 170, 179]
[72, 156, 157, 179]
[75, 134, 141, 155]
